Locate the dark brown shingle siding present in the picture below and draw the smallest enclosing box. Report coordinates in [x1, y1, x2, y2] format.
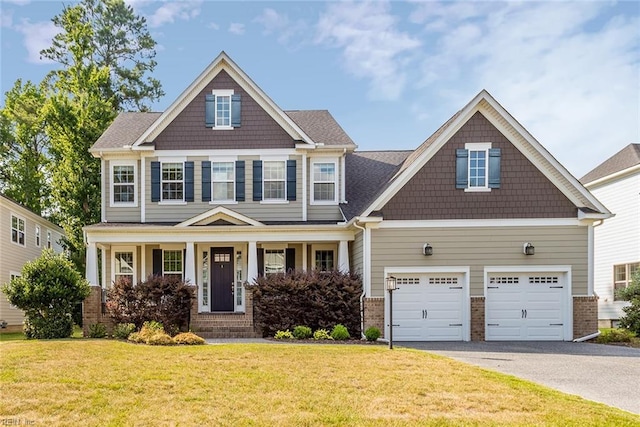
[380, 112, 577, 220]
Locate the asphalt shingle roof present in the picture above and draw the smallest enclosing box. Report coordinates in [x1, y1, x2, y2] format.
[91, 112, 162, 150]
[284, 110, 356, 147]
[580, 143, 640, 184]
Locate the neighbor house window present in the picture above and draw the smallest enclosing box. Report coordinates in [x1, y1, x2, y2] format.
[312, 161, 337, 203]
[264, 249, 285, 275]
[114, 251, 134, 284]
[47, 230, 52, 249]
[163, 250, 183, 280]
[35, 225, 41, 247]
[263, 161, 286, 201]
[212, 162, 235, 201]
[315, 250, 334, 271]
[111, 162, 137, 206]
[456, 142, 501, 191]
[614, 262, 639, 301]
[162, 162, 184, 201]
[11, 214, 25, 246]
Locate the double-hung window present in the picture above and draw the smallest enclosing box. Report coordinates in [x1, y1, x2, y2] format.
[212, 162, 235, 201]
[114, 250, 135, 285]
[315, 250, 334, 271]
[311, 161, 337, 204]
[205, 90, 241, 129]
[11, 214, 25, 246]
[35, 225, 41, 247]
[111, 161, 137, 207]
[163, 250, 183, 280]
[46, 230, 51, 249]
[614, 262, 639, 301]
[264, 249, 285, 275]
[456, 143, 501, 191]
[216, 95, 231, 127]
[263, 161, 286, 201]
[162, 162, 184, 201]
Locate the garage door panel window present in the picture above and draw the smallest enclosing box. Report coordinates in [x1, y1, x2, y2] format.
[429, 277, 458, 285]
[397, 277, 420, 286]
[490, 276, 520, 284]
[529, 276, 559, 284]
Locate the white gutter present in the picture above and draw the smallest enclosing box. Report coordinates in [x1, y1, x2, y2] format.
[573, 330, 601, 342]
[354, 221, 367, 339]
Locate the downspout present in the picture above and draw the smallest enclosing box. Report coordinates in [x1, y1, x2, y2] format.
[354, 221, 366, 339]
[573, 330, 601, 342]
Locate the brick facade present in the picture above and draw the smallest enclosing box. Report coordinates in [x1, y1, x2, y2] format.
[470, 297, 485, 341]
[573, 296, 598, 339]
[363, 297, 385, 337]
[190, 286, 260, 338]
[82, 286, 113, 336]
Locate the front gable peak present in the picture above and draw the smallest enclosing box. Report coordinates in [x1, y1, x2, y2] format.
[176, 206, 264, 227]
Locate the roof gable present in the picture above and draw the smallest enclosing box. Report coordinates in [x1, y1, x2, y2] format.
[581, 143, 640, 185]
[357, 90, 611, 219]
[176, 206, 264, 227]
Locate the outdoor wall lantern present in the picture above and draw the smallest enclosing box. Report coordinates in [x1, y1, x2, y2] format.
[423, 243, 433, 256]
[523, 242, 535, 256]
[386, 275, 397, 350]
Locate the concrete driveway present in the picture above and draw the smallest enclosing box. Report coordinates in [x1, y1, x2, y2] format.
[399, 341, 640, 414]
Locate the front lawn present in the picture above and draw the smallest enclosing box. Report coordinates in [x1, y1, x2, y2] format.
[1, 340, 638, 426]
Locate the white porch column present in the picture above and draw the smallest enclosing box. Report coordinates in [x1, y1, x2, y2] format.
[185, 241, 195, 285]
[140, 244, 146, 282]
[248, 241, 258, 283]
[338, 240, 350, 273]
[302, 242, 308, 271]
[86, 242, 98, 286]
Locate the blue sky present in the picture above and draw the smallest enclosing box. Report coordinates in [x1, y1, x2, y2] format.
[1, 0, 638, 178]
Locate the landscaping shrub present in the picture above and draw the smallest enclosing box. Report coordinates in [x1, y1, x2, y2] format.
[617, 271, 640, 335]
[595, 328, 635, 344]
[292, 325, 312, 340]
[127, 321, 178, 345]
[88, 323, 107, 338]
[248, 269, 362, 337]
[106, 275, 195, 334]
[147, 332, 175, 346]
[331, 324, 350, 340]
[313, 329, 332, 340]
[173, 332, 205, 345]
[274, 330, 294, 340]
[1, 249, 90, 339]
[127, 332, 144, 344]
[364, 326, 381, 342]
[112, 323, 136, 340]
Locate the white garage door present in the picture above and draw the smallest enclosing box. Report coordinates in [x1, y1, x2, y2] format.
[393, 273, 465, 341]
[486, 273, 567, 341]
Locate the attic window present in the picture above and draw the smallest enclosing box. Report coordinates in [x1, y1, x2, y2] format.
[456, 143, 501, 191]
[205, 90, 241, 129]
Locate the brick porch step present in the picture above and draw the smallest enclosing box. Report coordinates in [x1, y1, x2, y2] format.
[193, 327, 262, 339]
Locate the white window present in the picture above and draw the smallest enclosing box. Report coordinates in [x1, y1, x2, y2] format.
[10, 271, 21, 281]
[457, 142, 500, 192]
[35, 225, 41, 247]
[315, 250, 334, 271]
[263, 161, 286, 201]
[113, 250, 135, 285]
[111, 161, 137, 207]
[161, 162, 184, 201]
[614, 262, 639, 301]
[11, 214, 25, 246]
[212, 161, 235, 201]
[311, 161, 337, 204]
[163, 250, 183, 280]
[212, 89, 234, 129]
[264, 249, 285, 275]
[468, 150, 487, 188]
[46, 230, 52, 249]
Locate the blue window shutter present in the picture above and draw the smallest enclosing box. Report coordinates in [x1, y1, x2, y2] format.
[257, 248, 264, 277]
[202, 161, 211, 202]
[185, 161, 194, 202]
[205, 94, 215, 128]
[151, 161, 160, 202]
[152, 249, 162, 276]
[286, 159, 296, 201]
[231, 94, 241, 128]
[488, 148, 501, 189]
[455, 149, 468, 189]
[285, 248, 295, 272]
[236, 161, 245, 202]
[253, 160, 262, 201]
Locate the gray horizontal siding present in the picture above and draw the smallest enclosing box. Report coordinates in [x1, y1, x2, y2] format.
[104, 159, 141, 223]
[370, 226, 588, 297]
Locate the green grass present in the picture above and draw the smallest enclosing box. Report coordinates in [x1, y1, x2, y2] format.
[1, 340, 638, 426]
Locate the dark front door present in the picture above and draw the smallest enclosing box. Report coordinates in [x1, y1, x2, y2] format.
[211, 247, 234, 312]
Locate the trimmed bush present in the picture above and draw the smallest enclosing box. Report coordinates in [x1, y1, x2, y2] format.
[292, 325, 313, 340]
[595, 328, 635, 344]
[331, 324, 350, 340]
[112, 323, 136, 340]
[248, 269, 362, 337]
[147, 332, 175, 346]
[274, 330, 294, 340]
[173, 332, 206, 345]
[313, 329, 333, 340]
[88, 323, 107, 338]
[1, 249, 90, 339]
[617, 271, 640, 335]
[364, 327, 381, 342]
[106, 275, 195, 334]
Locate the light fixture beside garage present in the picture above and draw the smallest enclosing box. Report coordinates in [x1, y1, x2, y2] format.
[523, 242, 535, 256]
[423, 243, 433, 256]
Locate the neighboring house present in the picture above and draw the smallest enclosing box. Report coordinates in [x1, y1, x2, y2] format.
[581, 144, 640, 327]
[0, 194, 65, 331]
[83, 52, 611, 341]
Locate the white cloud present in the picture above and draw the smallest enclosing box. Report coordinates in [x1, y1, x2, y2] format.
[228, 22, 245, 35]
[315, 1, 421, 101]
[208, 22, 219, 30]
[411, 1, 640, 177]
[1, 9, 13, 28]
[146, 1, 202, 28]
[254, 8, 307, 45]
[14, 19, 58, 64]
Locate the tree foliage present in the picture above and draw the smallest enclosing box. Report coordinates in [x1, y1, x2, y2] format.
[617, 270, 640, 335]
[0, 80, 50, 215]
[41, 0, 163, 111]
[1, 249, 91, 339]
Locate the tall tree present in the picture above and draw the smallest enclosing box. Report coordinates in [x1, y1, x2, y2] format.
[0, 80, 50, 215]
[41, 0, 163, 111]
